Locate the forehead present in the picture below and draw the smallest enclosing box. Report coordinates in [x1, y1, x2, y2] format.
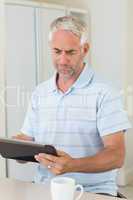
[50, 30, 81, 50]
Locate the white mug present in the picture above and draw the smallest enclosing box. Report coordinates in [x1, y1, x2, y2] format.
[51, 177, 84, 200]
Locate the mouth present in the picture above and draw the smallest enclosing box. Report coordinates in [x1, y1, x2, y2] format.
[58, 67, 72, 74]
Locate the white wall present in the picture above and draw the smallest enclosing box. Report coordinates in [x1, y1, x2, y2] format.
[89, 0, 127, 89]
[89, 0, 133, 185]
[29, 0, 88, 9]
[0, 1, 6, 178]
[21, 0, 88, 10]
[123, 0, 133, 184]
[51, 0, 87, 9]
[127, 0, 133, 87]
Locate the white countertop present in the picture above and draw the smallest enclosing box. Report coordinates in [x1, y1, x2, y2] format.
[0, 178, 125, 200]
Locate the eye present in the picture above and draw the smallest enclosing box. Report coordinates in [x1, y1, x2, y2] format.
[66, 50, 77, 56]
[53, 49, 62, 55]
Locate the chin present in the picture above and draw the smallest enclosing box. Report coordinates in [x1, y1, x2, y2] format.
[59, 72, 72, 79]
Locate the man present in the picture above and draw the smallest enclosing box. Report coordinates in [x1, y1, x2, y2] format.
[14, 16, 131, 196]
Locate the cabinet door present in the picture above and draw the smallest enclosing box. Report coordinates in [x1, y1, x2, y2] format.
[5, 4, 37, 181]
[36, 7, 65, 83]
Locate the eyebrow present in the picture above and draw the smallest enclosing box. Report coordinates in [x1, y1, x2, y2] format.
[53, 48, 61, 52]
[53, 48, 77, 53]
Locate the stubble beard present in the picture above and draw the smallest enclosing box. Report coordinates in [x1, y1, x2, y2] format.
[55, 59, 83, 82]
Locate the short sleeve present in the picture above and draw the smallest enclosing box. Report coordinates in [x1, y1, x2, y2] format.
[20, 91, 38, 138]
[97, 88, 131, 137]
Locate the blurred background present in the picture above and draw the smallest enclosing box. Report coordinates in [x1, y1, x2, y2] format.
[0, 0, 133, 197]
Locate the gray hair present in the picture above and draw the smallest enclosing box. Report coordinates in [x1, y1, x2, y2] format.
[49, 16, 89, 45]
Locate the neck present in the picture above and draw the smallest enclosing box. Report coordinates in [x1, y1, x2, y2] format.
[57, 63, 85, 93]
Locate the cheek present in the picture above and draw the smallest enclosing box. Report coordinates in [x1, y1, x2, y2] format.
[73, 54, 82, 63]
[51, 54, 58, 63]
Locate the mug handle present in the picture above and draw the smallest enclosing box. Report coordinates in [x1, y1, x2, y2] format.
[75, 184, 84, 200]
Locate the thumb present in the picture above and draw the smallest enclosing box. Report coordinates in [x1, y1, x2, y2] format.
[57, 150, 68, 156]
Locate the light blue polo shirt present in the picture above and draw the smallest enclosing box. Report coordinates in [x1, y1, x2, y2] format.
[21, 65, 131, 195]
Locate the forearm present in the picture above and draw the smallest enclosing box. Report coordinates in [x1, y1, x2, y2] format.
[39, 132, 125, 175]
[70, 147, 124, 173]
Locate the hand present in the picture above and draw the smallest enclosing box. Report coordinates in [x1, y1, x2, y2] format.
[12, 133, 34, 141]
[35, 150, 75, 175]
[12, 133, 34, 163]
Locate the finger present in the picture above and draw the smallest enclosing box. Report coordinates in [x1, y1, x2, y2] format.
[38, 153, 58, 162]
[34, 155, 52, 166]
[13, 133, 26, 138]
[35, 154, 62, 168]
[12, 134, 33, 141]
[57, 150, 68, 156]
[46, 163, 63, 175]
[34, 155, 63, 175]
[35, 155, 61, 172]
[51, 168, 62, 175]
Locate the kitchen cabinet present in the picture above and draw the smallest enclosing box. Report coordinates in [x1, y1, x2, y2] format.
[5, 4, 37, 181]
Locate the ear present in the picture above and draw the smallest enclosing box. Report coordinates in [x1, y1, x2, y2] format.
[83, 43, 90, 55]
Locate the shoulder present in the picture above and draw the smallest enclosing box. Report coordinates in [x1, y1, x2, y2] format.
[91, 70, 120, 94]
[90, 71, 122, 105]
[32, 78, 54, 97]
[29, 78, 54, 106]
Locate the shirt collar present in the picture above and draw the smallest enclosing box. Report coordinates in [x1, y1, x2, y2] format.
[72, 64, 94, 89]
[47, 72, 58, 93]
[47, 64, 94, 93]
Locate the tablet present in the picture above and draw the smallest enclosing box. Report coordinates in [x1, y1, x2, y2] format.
[0, 137, 58, 162]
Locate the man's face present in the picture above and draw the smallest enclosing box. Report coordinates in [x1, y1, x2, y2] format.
[50, 30, 88, 80]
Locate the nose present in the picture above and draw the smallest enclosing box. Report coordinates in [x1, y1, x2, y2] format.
[59, 51, 69, 65]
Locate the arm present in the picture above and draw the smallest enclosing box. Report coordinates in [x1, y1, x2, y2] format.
[35, 131, 125, 175]
[71, 131, 125, 173]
